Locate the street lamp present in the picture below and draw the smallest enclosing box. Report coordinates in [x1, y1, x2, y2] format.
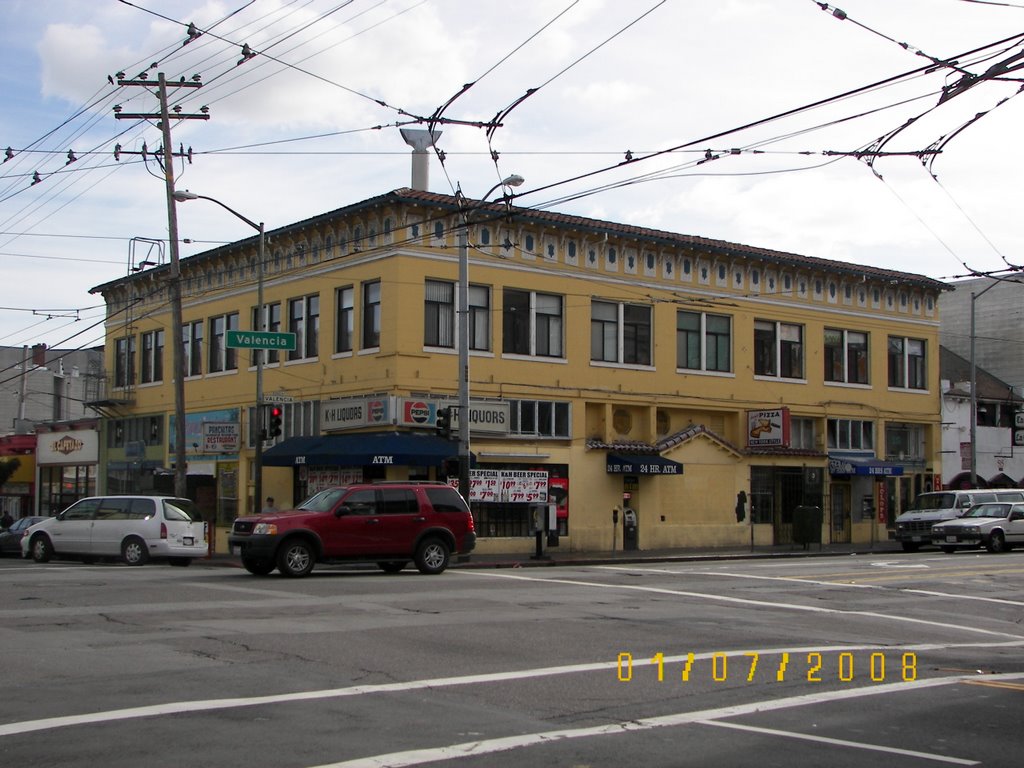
[174, 190, 267, 511]
[456, 174, 525, 503]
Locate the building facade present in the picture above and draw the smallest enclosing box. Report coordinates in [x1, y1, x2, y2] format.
[89, 188, 947, 554]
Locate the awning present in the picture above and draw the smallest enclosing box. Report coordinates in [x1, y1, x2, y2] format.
[827, 454, 904, 477]
[606, 454, 683, 475]
[262, 431, 460, 468]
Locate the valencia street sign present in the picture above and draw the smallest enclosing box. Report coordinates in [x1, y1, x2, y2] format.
[226, 330, 296, 351]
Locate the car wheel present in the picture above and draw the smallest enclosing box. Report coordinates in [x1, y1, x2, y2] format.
[121, 536, 150, 566]
[900, 542, 919, 553]
[242, 557, 275, 576]
[414, 537, 450, 575]
[986, 531, 1006, 554]
[277, 538, 315, 577]
[30, 535, 53, 563]
[940, 546, 957, 554]
[377, 561, 408, 574]
[168, 557, 192, 567]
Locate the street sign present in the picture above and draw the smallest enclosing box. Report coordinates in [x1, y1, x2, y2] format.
[262, 392, 295, 404]
[227, 330, 296, 350]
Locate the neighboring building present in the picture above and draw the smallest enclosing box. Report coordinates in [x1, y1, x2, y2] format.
[0, 344, 104, 515]
[939, 276, 1024, 393]
[939, 346, 1024, 489]
[89, 188, 947, 554]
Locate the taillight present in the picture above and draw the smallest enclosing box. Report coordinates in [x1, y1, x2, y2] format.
[160, 522, 167, 539]
[467, 513, 475, 531]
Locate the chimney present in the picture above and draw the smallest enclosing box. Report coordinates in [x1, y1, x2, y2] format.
[31, 343, 47, 367]
[399, 128, 442, 191]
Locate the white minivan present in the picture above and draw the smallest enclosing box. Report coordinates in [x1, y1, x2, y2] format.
[22, 496, 208, 566]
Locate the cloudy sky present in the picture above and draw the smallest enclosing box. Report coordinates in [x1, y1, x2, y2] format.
[2, 0, 1023, 352]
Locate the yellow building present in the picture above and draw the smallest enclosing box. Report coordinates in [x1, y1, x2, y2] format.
[90, 188, 947, 554]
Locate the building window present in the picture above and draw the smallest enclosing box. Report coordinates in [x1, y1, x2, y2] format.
[755, 320, 803, 379]
[252, 302, 282, 366]
[208, 312, 239, 373]
[335, 286, 354, 354]
[140, 329, 164, 384]
[469, 285, 491, 351]
[590, 300, 652, 365]
[509, 400, 571, 438]
[677, 311, 731, 373]
[287, 295, 319, 361]
[114, 336, 136, 388]
[827, 419, 875, 451]
[182, 321, 203, 377]
[425, 279, 454, 348]
[888, 336, 926, 390]
[824, 329, 868, 384]
[502, 288, 563, 358]
[885, 422, 924, 461]
[790, 417, 816, 450]
[362, 281, 381, 349]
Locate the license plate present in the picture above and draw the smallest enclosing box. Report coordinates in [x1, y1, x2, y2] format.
[230, 545, 239, 556]
[946, 536, 957, 543]
[911, 536, 922, 542]
[183, 537, 194, 546]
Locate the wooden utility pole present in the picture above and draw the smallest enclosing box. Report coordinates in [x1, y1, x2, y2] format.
[115, 72, 209, 498]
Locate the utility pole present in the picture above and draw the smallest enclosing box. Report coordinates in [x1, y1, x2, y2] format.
[115, 72, 209, 499]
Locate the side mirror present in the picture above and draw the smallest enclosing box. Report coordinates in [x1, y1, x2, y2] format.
[334, 504, 351, 518]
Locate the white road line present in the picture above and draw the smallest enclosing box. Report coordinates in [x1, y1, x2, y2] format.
[2, 641, 1016, 738]
[597, 565, 1024, 608]
[696, 720, 979, 766]
[463, 570, 1024, 639]
[311, 673, 1016, 768]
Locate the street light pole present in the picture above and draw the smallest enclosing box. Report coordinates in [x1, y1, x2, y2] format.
[456, 175, 524, 503]
[174, 190, 266, 512]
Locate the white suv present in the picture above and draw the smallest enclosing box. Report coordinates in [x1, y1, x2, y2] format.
[22, 496, 208, 566]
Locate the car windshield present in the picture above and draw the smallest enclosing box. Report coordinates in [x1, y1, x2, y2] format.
[910, 493, 955, 511]
[961, 503, 1012, 519]
[297, 488, 349, 512]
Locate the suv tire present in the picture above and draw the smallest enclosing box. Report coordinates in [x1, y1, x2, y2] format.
[278, 538, 316, 577]
[414, 537, 450, 575]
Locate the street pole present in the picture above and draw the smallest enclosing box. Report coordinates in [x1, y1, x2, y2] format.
[174, 190, 265, 513]
[254, 222, 266, 512]
[158, 74, 188, 500]
[457, 227, 471, 504]
[454, 175, 524, 505]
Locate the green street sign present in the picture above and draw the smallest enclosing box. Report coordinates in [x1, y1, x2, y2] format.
[227, 330, 297, 351]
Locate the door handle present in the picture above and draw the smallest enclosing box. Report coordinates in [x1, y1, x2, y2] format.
[414, 517, 426, 522]
[365, 518, 381, 525]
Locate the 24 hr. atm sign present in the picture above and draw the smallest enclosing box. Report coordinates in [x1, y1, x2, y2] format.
[226, 330, 296, 350]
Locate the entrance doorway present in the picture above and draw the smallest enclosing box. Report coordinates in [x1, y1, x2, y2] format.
[830, 483, 851, 543]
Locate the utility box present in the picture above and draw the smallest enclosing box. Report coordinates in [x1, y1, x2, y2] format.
[792, 505, 823, 548]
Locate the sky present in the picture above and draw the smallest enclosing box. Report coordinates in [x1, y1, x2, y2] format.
[2, 0, 1024, 353]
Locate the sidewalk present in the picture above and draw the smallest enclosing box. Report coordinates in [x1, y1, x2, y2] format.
[452, 540, 905, 569]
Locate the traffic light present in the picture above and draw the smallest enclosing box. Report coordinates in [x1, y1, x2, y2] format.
[435, 406, 452, 439]
[268, 405, 283, 438]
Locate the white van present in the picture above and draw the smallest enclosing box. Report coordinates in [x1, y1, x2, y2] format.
[22, 495, 208, 566]
[894, 489, 1024, 551]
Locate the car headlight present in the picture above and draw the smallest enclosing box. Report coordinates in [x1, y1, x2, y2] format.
[253, 523, 278, 535]
[963, 526, 980, 534]
[932, 527, 946, 534]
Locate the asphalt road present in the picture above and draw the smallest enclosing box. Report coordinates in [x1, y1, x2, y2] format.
[1, 549, 1022, 767]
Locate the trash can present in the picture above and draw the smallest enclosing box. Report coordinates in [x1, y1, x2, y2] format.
[792, 505, 823, 549]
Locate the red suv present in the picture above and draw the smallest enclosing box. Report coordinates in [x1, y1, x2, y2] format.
[228, 482, 476, 577]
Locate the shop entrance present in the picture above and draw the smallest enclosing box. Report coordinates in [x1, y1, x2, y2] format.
[830, 483, 851, 543]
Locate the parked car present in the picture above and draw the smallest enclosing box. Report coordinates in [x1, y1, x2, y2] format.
[22, 496, 207, 566]
[894, 489, 1024, 551]
[0, 516, 45, 556]
[930, 502, 1024, 553]
[228, 482, 477, 577]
